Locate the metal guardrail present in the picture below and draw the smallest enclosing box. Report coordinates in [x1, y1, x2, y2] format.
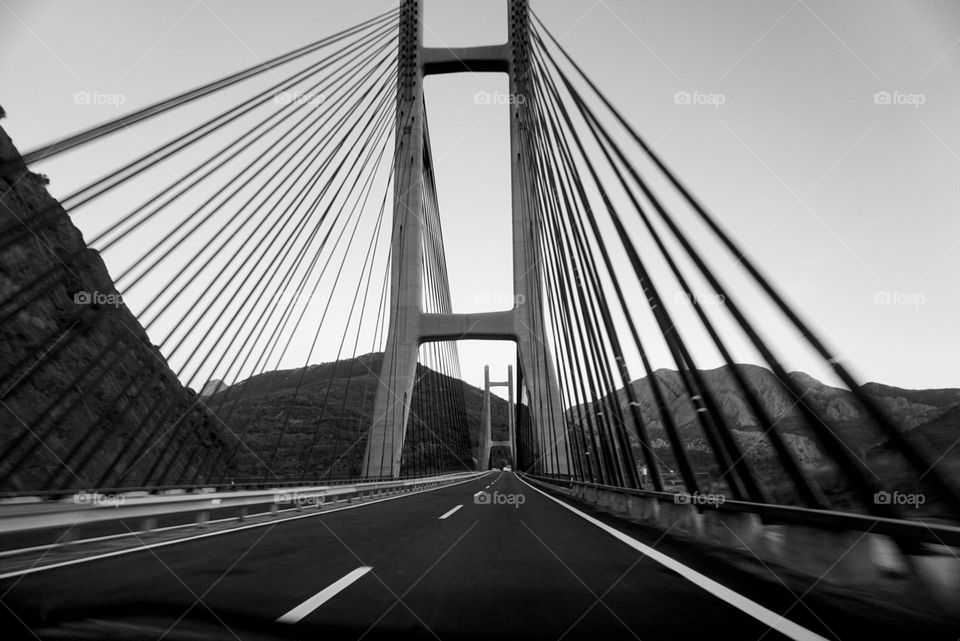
[0, 473, 465, 500]
[0, 472, 484, 536]
[521, 473, 960, 548]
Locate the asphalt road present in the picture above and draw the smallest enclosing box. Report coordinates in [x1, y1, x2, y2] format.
[0, 471, 954, 640]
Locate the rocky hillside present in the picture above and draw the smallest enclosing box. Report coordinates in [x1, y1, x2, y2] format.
[203, 353, 512, 479]
[576, 364, 960, 504]
[0, 120, 228, 493]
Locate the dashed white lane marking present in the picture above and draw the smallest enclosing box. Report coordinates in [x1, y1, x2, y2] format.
[277, 566, 372, 624]
[439, 505, 462, 519]
[516, 476, 829, 641]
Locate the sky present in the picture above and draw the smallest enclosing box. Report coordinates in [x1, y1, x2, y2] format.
[2, 0, 959, 396]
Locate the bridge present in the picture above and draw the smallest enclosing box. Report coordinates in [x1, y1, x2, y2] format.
[0, 1, 958, 639]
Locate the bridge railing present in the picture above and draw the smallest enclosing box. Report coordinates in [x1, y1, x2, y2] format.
[0, 472, 465, 501]
[0, 471, 484, 544]
[520, 473, 960, 547]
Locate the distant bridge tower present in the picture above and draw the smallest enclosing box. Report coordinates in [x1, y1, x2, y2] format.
[479, 365, 516, 470]
[362, 0, 570, 478]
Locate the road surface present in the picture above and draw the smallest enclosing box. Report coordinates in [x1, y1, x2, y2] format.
[0, 471, 953, 640]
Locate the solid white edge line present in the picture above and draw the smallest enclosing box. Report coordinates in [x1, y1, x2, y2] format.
[516, 475, 828, 641]
[0, 473, 491, 580]
[438, 505, 462, 520]
[276, 566, 372, 624]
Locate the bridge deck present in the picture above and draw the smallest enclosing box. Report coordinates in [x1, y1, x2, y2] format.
[1, 472, 952, 640]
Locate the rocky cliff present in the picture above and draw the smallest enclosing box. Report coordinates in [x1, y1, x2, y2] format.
[0, 120, 228, 492]
[575, 364, 960, 504]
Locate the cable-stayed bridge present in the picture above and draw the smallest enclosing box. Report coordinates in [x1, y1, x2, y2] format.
[0, 2, 958, 639]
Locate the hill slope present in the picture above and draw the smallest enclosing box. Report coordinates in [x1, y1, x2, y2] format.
[0, 123, 225, 493]
[207, 353, 513, 478]
[574, 364, 960, 505]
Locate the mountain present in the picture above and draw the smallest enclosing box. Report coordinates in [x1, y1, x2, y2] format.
[206, 353, 513, 479]
[575, 364, 960, 506]
[910, 404, 960, 452]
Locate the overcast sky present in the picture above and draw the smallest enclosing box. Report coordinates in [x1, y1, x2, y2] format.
[2, 0, 959, 396]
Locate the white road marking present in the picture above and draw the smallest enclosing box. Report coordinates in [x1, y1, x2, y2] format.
[516, 476, 829, 641]
[0, 474, 486, 580]
[439, 505, 462, 519]
[276, 566, 372, 624]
